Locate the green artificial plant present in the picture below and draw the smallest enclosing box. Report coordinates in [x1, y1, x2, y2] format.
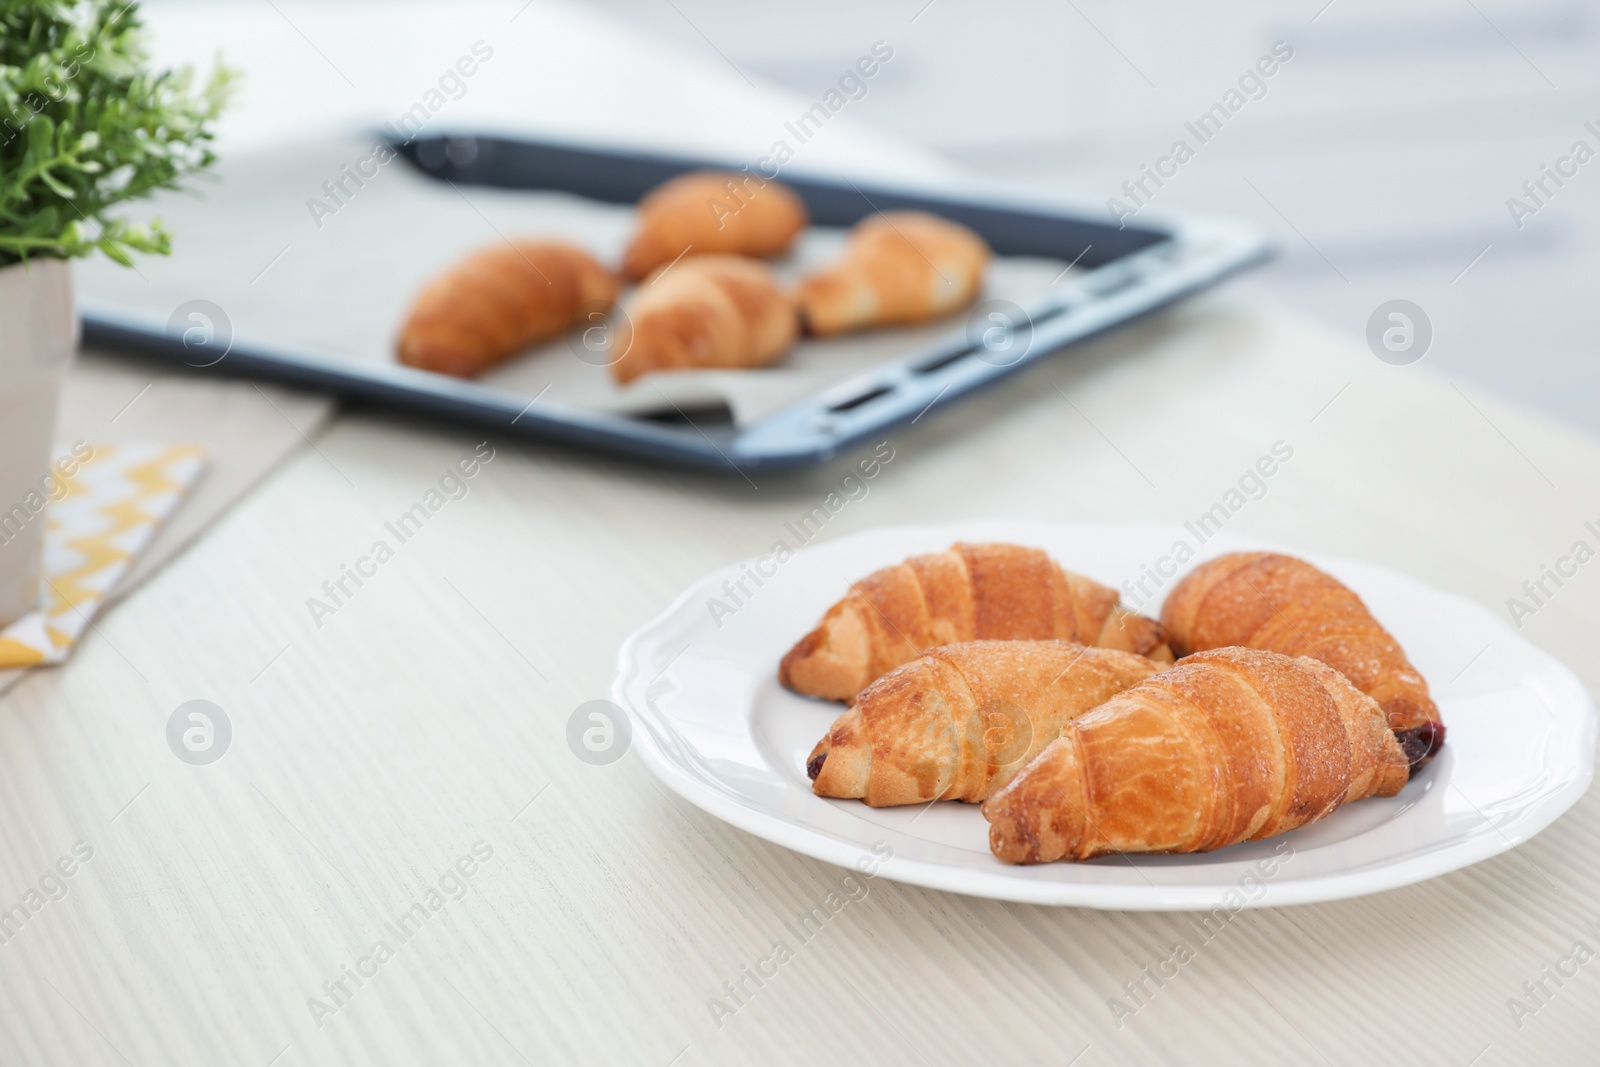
[0, 0, 229, 267]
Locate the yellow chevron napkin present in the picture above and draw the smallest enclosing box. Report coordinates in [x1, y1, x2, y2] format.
[0, 442, 205, 672]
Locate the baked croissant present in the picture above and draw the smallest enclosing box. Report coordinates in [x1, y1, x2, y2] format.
[622, 171, 808, 281]
[398, 241, 618, 378]
[610, 255, 798, 384]
[983, 647, 1411, 863]
[797, 211, 990, 335]
[780, 542, 1172, 702]
[808, 641, 1160, 806]
[1160, 552, 1444, 768]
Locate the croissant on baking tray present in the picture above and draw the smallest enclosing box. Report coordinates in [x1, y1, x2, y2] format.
[398, 241, 618, 378]
[609, 254, 798, 385]
[780, 542, 1172, 703]
[983, 647, 1411, 864]
[622, 171, 809, 281]
[797, 211, 990, 335]
[808, 641, 1160, 807]
[1160, 552, 1445, 768]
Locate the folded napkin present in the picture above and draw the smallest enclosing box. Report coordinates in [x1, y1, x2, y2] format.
[0, 442, 205, 677]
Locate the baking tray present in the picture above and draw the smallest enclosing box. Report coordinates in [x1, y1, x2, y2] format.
[80, 132, 1272, 472]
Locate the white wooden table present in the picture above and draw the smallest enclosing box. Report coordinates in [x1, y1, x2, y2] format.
[5, 4, 1600, 1065]
[4, 295, 1597, 1066]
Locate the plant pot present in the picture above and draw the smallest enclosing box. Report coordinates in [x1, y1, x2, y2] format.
[0, 258, 77, 628]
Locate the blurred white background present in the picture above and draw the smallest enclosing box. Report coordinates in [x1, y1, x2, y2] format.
[579, 0, 1600, 435]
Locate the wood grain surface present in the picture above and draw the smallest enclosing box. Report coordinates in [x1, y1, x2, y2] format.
[59, 349, 335, 605]
[1, 293, 1596, 1066]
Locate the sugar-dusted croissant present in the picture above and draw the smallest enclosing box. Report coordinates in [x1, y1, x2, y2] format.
[797, 211, 990, 335]
[780, 542, 1171, 702]
[622, 171, 808, 281]
[398, 241, 618, 378]
[984, 648, 1410, 864]
[1160, 552, 1444, 768]
[610, 255, 798, 384]
[808, 641, 1159, 807]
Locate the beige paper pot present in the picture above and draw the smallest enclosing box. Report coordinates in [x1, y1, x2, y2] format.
[0, 258, 77, 628]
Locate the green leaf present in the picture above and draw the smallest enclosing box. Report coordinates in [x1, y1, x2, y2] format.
[36, 167, 74, 198]
[97, 236, 134, 266]
[0, 1, 231, 268]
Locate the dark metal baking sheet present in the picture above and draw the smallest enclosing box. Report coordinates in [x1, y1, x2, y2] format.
[81, 132, 1272, 472]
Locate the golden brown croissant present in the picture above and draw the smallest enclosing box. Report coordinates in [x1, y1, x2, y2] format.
[983, 647, 1410, 863]
[622, 171, 808, 281]
[610, 255, 798, 384]
[1160, 552, 1444, 767]
[797, 211, 990, 335]
[398, 241, 618, 378]
[780, 542, 1171, 702]
[808, 641, 1159, 807]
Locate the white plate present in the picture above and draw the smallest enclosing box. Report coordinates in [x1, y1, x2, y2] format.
[613, 521, 1596, 909]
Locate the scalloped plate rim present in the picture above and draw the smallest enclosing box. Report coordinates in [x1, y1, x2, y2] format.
[614, 520, 1596, 910]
